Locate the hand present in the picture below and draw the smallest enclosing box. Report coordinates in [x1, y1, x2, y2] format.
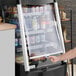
[32, 57, 46, 61]
[30, 53, 46, 61]
[48, 56, 60, 63]
[65, 40, 71, 43]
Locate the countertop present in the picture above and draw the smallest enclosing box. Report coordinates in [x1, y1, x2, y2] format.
[0, 23, 16, 31]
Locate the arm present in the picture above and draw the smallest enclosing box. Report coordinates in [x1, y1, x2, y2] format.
[58, 48, 76, 61]
[49, 48, 76, 62]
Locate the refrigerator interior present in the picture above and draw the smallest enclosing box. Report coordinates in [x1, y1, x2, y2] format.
[22, 4, 64, 59]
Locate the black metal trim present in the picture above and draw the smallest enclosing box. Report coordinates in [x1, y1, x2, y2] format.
[70, 9, 74, 76]
[19, 0, 55, 6]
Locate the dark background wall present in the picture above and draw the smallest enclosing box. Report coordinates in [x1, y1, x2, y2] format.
[0, 0, 17, 6]
[57, 0, 76, 10]
[57, 0, 76, 49]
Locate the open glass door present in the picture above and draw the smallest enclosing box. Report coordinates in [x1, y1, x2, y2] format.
[17, 2, 65, 71]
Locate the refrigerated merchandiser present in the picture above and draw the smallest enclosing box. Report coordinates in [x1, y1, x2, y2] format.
[16, 0, 67, 76]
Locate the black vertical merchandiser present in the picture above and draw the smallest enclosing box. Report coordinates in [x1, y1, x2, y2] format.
[16, 0, 67, 76]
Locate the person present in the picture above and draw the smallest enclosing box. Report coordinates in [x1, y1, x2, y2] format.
[48, 48, 76, 62]
[62, 25, 71, 43]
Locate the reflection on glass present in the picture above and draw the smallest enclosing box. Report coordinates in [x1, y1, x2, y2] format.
[22, 4, 63, 59]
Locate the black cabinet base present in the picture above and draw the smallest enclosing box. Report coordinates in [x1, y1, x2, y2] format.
[16, 63, 67, 76]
